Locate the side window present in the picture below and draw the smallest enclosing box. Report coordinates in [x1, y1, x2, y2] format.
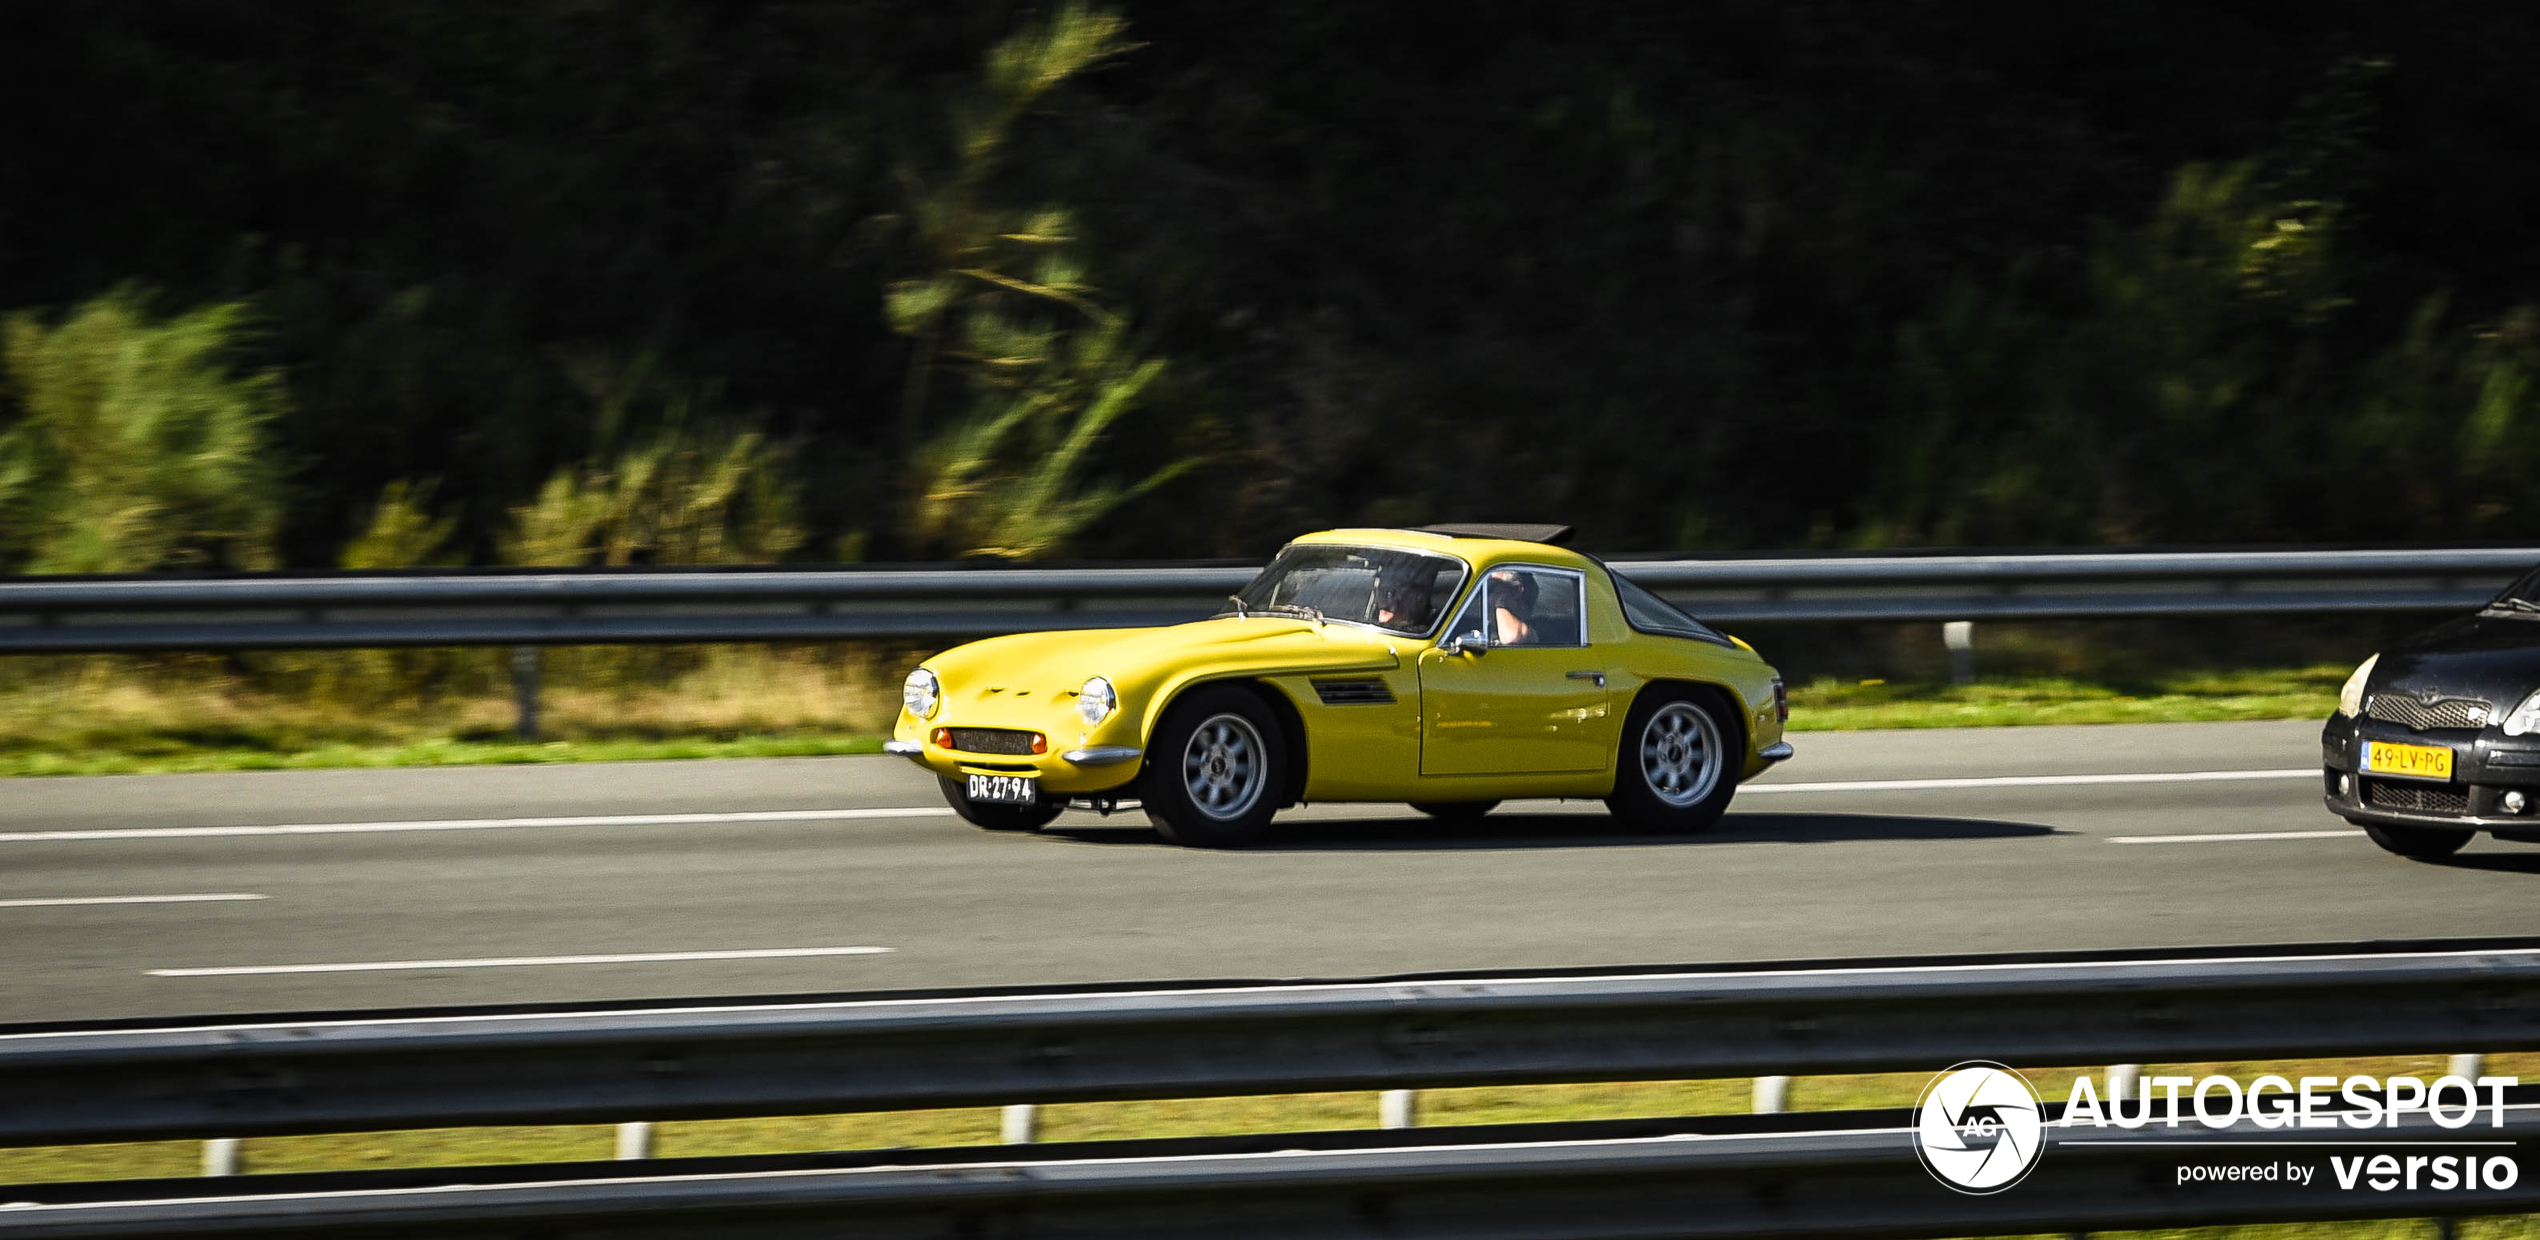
[1608, 569, 1734, 646]
[1475, 566, 1586, 648]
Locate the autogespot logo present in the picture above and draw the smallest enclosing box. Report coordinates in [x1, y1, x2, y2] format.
[1915, 1062, 2046, 1193]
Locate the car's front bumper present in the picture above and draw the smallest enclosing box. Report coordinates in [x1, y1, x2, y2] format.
[885, 733, 1147, 794]
[2320, 713, 2540, 837]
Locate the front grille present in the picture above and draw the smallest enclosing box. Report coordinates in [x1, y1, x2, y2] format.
[2363, 778, 2469, 815]
[1312, 677, 1395, 705]
[944, 727, 1042, 755]
[2366, 694, 2491, 731]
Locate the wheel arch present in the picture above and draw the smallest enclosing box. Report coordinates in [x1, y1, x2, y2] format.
[1145, 674, 1310, 809]
[1623, 677, 1750, 756]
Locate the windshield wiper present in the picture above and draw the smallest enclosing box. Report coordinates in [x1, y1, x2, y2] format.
[2485, 597, 2540, 616]
[1253, 602, 1326, 626]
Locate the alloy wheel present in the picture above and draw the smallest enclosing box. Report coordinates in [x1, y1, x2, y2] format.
[1640, 701, 1723, 808]
[1182, 712, 1268, 820]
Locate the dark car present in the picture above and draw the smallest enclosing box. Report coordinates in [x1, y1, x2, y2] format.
[2323, 568, 2540, 859]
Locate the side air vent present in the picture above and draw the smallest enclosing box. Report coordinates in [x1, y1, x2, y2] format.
[1313, 677, 1395, 706]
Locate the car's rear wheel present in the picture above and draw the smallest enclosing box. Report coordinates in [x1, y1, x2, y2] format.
[938, 775, 1063, 832]
[1143, 686, 1284, 847]
[1409, 801, 1500, 824]
[2359, 820, 2472, 861]
[1605, 686, 1739, 833]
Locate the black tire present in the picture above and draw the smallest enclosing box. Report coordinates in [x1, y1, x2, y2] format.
[1142, 685, 1286, 848]
[1604, 685, 1741, 833]
[1409, 800, 1500, 824]
[938, 775, 1062, 832]
[2361, 821, 2472, 861]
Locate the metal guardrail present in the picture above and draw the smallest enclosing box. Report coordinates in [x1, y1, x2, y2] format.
[12, 1105, 2540, 1239]
[9, 941, 2540, 1147]
[7, 942, 2540, 1237]
[0, 547, 2526, 652]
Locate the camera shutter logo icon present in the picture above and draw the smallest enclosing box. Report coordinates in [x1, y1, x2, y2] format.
[1914, 1062, 2045, 1193]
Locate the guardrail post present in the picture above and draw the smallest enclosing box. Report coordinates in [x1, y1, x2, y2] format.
[2450, 1052, 2485, 1080]
[614, 1121, 654, 1160]
[511, 646, 541, 740]
[2105, 1063, 2141, 1113]
[1752, 1075, 1791, 1113]
[1380, 1089, 1418, 1129]
[1001, 1104, 1038, 1144]
[200, 1138, 240, 1177]
[1943, 621, 1975, 684]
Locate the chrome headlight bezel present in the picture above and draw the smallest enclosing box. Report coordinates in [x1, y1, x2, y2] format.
[1076, 676, 1117, 727]
[903, 668, 941, 719]
[2505, 687, 2540, 737]
[2338, 654, 2378, 719]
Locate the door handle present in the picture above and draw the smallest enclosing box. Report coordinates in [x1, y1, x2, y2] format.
[1566, 670, 1606, 687]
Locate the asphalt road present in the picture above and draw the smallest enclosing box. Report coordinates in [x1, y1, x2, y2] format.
[4, 718, 2536, 1024]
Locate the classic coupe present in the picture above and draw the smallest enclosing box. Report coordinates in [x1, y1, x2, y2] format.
[2325, 562, 2540, 860]
[885, 525, 1793, 846]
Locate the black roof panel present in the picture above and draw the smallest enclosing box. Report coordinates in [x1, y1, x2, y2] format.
[1411, 523, 1575, 545]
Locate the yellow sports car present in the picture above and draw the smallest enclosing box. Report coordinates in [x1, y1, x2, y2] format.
[885, 524, 1792, 846]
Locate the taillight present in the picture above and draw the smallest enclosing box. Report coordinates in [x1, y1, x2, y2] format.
[1771, 678, 1788, 723]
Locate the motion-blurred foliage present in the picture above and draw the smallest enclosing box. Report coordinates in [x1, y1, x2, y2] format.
[0, 289, 283, 574]
[889, 3, 1194, 559]
[0, 4, 2537, 567]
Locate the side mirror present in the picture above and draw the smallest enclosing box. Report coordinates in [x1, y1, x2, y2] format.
[1440, 630, 1491, 656]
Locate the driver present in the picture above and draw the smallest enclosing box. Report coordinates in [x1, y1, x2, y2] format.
[1374, 571, 1435, 631]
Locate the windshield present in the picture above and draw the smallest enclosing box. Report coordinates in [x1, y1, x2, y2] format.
[1223, 544, 1468, 636]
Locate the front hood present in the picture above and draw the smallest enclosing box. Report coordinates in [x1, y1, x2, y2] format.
[925, 617, 1404, 726]
[2375, 613, 2540, 707]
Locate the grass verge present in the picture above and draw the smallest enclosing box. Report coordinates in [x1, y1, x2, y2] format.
[0, 647, 900, 777]
[3, 1053, 2524, 1189]
[0, 658, 2352, 777]
[1784, 665, 2345, 730]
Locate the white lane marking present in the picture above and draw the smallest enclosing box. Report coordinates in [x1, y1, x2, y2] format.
[150, 945, 895, 977]
[2109, 830, 2364, 845]
[0, 806, 955, 843]
[0, 892, 266, 908]
[63, 944, 2534, 1040]
[1744, 768, 2317, 794]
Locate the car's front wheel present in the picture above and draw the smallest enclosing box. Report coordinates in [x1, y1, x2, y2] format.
[1605, 686, 1740, 833]
[1143, 686, 1285, 847]
[938, 775, 1063, 832]
[2358, 820, 2472, 861]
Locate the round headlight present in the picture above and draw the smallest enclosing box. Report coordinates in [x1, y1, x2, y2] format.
[903, 668, 941, 719]
[2337, 654, 2378, 719]
[2506, 688, 2540, 737]
[1077, 676, 1117, 726]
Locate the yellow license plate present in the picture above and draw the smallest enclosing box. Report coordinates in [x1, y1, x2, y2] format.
[2365, 741, 2455, 782]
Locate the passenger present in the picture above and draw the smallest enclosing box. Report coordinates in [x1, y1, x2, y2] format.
[1490, 570, 1536, 645]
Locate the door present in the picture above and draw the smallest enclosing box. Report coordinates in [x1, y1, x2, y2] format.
[1418, 564, 1614, 775]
